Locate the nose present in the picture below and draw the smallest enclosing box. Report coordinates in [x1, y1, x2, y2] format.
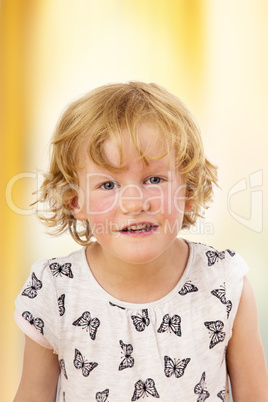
[119, 184, 149, 214]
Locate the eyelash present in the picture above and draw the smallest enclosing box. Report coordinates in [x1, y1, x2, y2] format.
[99, 177, 166, 190]
[145, 176, 165, 185]
[99, 181, 119, 190]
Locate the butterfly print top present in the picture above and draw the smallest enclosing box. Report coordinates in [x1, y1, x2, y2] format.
[15, 241, 248, 401]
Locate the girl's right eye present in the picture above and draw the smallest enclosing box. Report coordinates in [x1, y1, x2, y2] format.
[100, 181, 118, 190]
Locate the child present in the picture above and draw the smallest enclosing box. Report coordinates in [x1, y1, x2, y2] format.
[14, 82, 268, 401]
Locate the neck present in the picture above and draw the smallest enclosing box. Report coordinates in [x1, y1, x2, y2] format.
[86, 238, 189, 303]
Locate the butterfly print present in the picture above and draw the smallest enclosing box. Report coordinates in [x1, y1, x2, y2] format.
[211, 285, 227, 304]
[194, 372, 210, 401]
[22, 272, 42, 299]
[179, 281, 198, 295]
[96, 389, 109, 402]
[58, 294, 65, 316]
[109, 301, 126, 310]
[217, 389, 225, 401]
[204, 320, 226, 349]
[211, 284, 232, 318]
[131, 378, 160, 400]
[59, 359, 68, 379]
[206, 250, 225, 266]
[72, 311, 100, 340]
[131, 309, 150, 332]
[226, 300, 232, 318]
[226, 249, 235, 257]
[49, 262, 73, 278]
[22, 311, 44, 334]
[73, 348, 98, 377]
[119, 340, 134, 371]
[164, 356, 190, 378]
[157, 314, 181, 337]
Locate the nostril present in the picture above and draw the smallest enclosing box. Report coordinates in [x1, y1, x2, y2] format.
[119, 187, 144, 214]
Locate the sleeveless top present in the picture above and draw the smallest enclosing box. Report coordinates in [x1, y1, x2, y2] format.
[15, 241, 248, 401]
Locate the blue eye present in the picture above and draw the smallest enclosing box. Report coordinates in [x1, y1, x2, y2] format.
[100, 181, 116, 190]
[148, 177, 162, 184]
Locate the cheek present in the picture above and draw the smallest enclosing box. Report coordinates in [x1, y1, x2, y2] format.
[85, 196, 119, 237]
[83, 192, 118, 216]
[173, 181, 186, 214]
[161, 189, 186, 236]
[148, 184, 186, 217]
[173, 193, 186, 216]
[160, 198, 185, 222]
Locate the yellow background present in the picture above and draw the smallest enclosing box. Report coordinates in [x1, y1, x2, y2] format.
[1, 1, 267, 399]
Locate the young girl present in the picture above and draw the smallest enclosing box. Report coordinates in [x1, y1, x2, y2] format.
[14, 82, 268, 401]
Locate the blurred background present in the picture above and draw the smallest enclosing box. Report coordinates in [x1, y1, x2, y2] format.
[1, 0, 267, 399]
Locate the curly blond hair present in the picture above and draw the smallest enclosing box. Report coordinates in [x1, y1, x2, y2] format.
[35, 81, 218, 245]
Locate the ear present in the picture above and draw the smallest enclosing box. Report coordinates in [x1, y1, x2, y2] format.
[69, 196, 87, 221]
[184, 199, 194, 211]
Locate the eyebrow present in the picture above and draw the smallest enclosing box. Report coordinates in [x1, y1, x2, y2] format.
[84, 172, 115, 180]
[81, 153, 174, 178]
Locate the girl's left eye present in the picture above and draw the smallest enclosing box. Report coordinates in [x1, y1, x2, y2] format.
[145, 177, 164, 185]
[100, 181, 118, 190]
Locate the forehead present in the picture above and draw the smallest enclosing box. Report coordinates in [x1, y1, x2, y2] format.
[104, 123, 170, 166]
[77, 123, 174, 171]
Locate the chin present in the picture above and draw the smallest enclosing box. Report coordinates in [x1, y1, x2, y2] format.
[116, 250, 163, 265]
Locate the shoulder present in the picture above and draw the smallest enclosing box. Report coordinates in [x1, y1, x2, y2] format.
[15, 247, 87, 308]
[14, 248, 84, 353]
[188, 241, 249, 308]
[29, 248, 85, 282]
[189, 241, 248, 275]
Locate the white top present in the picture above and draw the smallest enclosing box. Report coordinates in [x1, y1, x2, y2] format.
[15, 241, 248, 401]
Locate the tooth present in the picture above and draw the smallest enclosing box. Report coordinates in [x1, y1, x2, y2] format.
[124, 223, 153, 231]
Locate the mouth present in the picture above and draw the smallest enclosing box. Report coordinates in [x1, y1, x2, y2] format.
[119, 222, 159, 234]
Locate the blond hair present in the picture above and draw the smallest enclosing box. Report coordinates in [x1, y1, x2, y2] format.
[35, 81, 218, 245]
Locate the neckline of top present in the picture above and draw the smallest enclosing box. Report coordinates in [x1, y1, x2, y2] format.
[79, 239, 194, 310]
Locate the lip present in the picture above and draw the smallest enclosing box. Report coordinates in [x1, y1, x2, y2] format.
[118, 222, 159, 236]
